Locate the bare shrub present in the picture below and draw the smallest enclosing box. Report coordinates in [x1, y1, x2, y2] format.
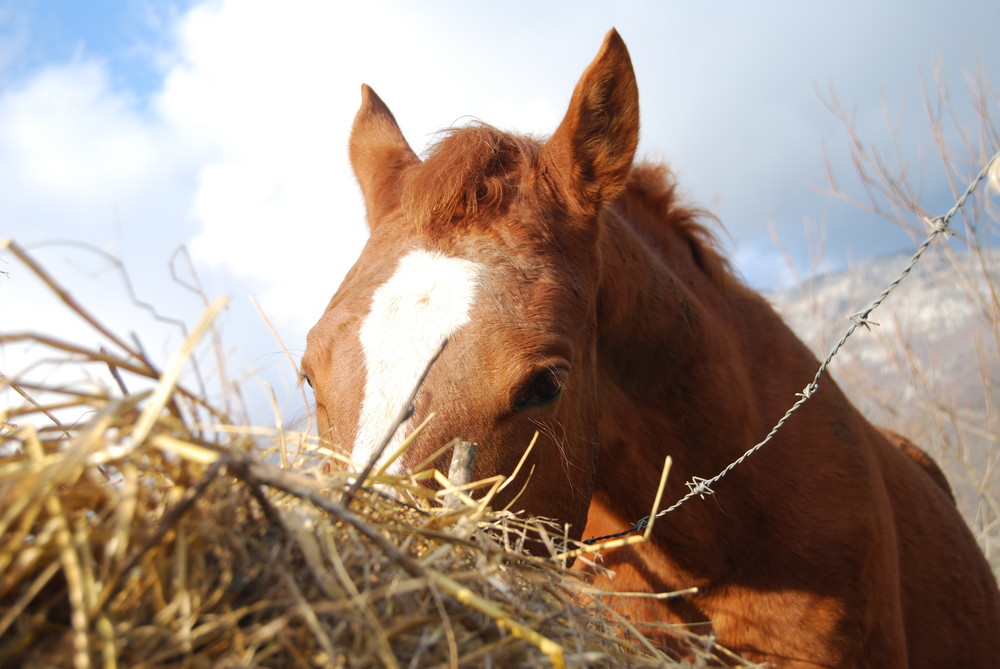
[804, 60, 999, 569]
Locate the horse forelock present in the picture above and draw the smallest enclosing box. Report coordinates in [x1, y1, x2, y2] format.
[400, 124, 542, 232]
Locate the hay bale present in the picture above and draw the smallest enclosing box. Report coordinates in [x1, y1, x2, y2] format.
[0, 240, 739, 668]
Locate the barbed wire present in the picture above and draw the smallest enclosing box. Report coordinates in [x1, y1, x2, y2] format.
[583, 150, 1000, 545]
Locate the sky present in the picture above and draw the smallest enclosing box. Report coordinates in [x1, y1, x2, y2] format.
[1, 0, 998, 426]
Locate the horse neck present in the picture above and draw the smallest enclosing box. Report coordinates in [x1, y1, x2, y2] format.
[590, 201, 830, 536]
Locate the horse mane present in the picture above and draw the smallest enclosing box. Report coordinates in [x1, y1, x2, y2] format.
[617, 162, 736, 288]
[400, 124, 735, 287]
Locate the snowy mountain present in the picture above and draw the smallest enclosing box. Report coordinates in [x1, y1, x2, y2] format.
[768, 246, 999, 556]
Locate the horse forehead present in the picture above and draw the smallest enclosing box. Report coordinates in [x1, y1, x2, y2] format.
[362, 249, 485, 335]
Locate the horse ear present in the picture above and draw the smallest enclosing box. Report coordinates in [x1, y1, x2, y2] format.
[349, 84, 419, 227]
[542, 29, 639, 215]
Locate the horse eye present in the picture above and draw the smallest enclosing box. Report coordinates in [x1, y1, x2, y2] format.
[300, 372, 313, 389]
[515, 369, 563, 411]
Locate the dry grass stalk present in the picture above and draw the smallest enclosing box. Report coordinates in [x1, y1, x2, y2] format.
[0, 240, 741, 668]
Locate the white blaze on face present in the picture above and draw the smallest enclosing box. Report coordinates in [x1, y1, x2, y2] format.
[355, 249, 484, 474]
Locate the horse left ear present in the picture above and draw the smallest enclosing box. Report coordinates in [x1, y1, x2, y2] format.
[541, 29, 639, 216]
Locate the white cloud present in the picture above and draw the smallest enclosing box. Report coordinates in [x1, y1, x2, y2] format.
[0, 60, 188, 232]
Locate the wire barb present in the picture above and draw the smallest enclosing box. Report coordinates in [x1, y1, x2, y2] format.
[686, 477, 715, 499]
[924, 215, 950, 234]
[796, 383, 819, 399]
[848, 311, 879, 330]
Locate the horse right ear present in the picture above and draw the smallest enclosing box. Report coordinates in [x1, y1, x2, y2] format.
[349, 85, 420, 227]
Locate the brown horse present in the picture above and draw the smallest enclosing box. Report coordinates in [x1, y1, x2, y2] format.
[302, 30, 1000, 667]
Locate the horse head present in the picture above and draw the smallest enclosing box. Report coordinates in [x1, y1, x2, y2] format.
[302, 30, 638, 538]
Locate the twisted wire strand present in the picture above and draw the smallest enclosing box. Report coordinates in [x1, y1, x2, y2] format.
[583, 150, 999, 546]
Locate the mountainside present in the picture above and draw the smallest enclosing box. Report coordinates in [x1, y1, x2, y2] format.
[768, 246, 999, 564]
